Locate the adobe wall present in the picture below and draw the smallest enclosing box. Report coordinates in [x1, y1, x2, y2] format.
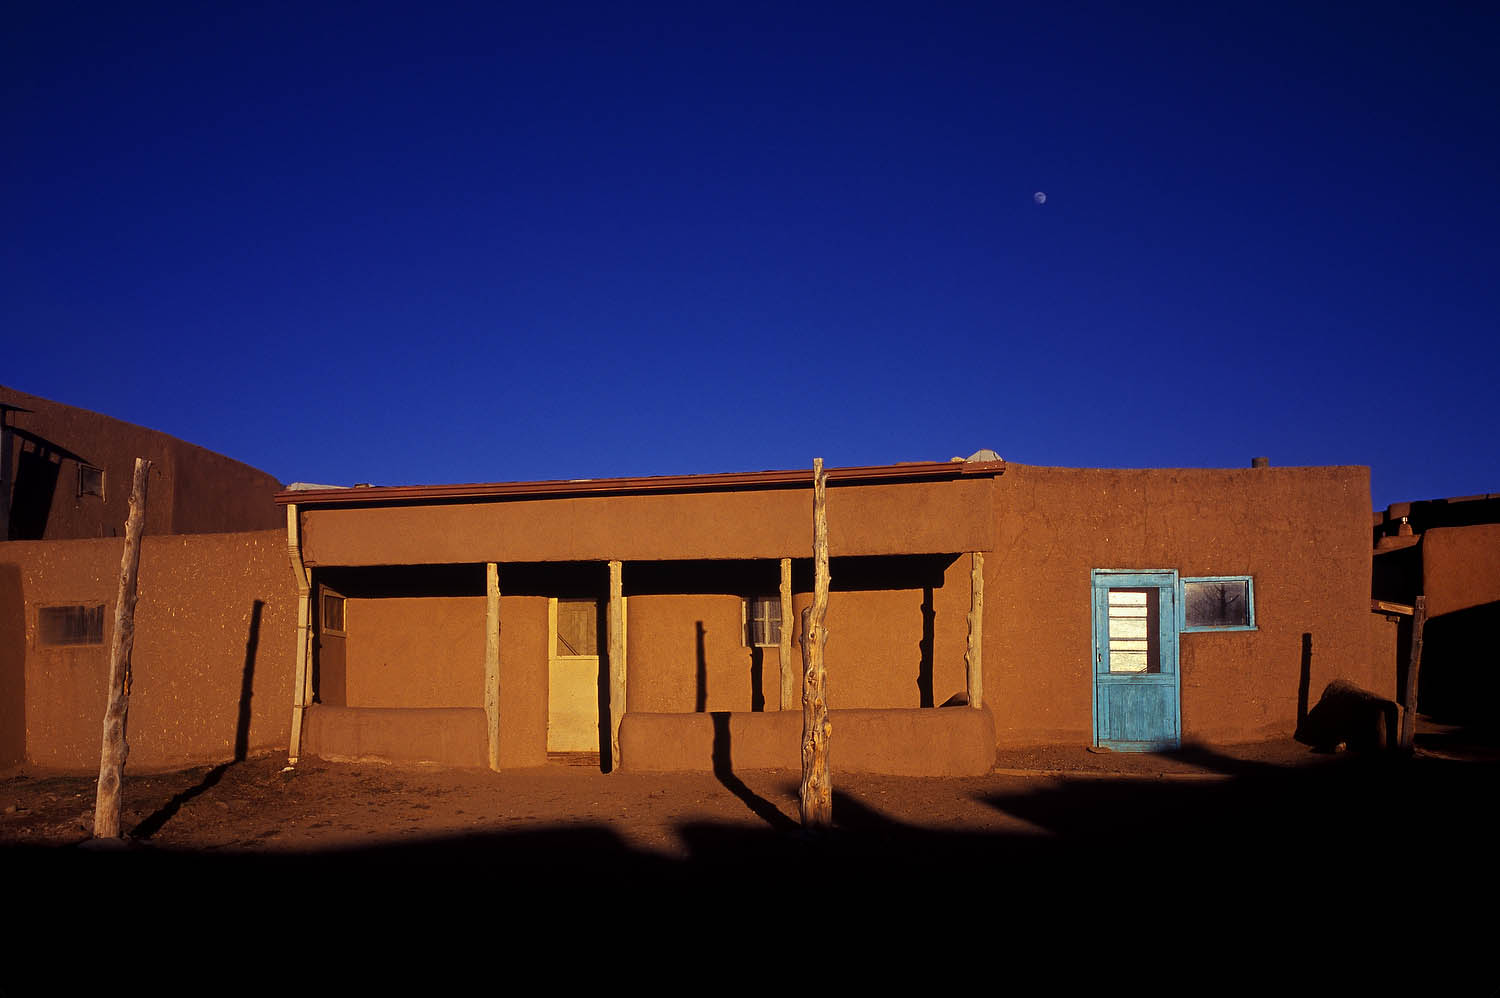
[298, 477, 996, 565]
[1415, 524, 1500, 722]
[3, 530, 296, 770]
[1, 385, 282, 541]
[341, 596, 486, 708]
[1422, 524, 1500, 617]
[987, 465, 1377, 745]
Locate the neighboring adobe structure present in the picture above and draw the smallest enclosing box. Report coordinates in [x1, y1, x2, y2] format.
[2, 387, 1386, 775]
[1, 386, 287, 768]
[1371, 494, 1500, 725]
[1, 385, 283, 541]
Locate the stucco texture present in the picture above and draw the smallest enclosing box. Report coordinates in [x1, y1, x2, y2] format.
[986, 465, 1377, 745]
[4, 529, 295, 770]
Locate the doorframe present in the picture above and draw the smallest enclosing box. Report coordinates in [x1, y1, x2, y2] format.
[1090, 568, 1181, 751]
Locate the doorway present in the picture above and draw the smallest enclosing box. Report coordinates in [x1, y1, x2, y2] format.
[1091, 569, 1180, 750]
[548, 597, 602, 752]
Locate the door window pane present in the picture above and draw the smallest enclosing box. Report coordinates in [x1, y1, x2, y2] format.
[555, 599, 598, 656]
[1107, 588, 1158, 673]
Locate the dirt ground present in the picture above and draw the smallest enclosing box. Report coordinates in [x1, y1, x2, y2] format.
[3, 725, 1493, 968]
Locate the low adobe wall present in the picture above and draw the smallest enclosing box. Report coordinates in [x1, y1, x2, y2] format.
[302, 705, 488, 768]
[619, 706, 996, 776]
[3, 529, 296, 770]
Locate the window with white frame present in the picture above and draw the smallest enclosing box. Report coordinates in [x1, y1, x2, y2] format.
[744, 596, 782, 647]
[1181, 576, 1255, 631]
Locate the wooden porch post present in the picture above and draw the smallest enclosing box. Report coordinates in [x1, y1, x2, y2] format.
[966, 551, 984, 709]
[1399, 595, 1427, 751]
[286, 503, 313, 763]
[800, 458, 832, 828]
[485, 562, 501, 771]
[608, 560, 626, 771]
[778, 557, 794, 710]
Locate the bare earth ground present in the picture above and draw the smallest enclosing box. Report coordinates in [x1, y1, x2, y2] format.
[3, 723, 1494, 973]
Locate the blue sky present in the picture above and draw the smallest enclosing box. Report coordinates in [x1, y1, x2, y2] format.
[6, 1, 1497, 508]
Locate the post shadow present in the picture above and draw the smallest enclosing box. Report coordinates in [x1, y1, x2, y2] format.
[917, 586, 934, 708]
[1297, 632, 1312, 730]
[710, 711, 796, 832]
[749, 647, 764, 712]
[135, 599, 266, 836]
[596, 598, 612, 772]
[695, 621, 707, 712]
[234, 600, 263, 762]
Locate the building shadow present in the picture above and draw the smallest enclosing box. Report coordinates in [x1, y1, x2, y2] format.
[695, 620, 707, 712]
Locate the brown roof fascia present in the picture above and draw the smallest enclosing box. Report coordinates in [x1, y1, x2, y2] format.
[275, 460, 1006, 508]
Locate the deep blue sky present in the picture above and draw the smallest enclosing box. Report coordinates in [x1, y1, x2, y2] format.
[7, 2, 1497, 508]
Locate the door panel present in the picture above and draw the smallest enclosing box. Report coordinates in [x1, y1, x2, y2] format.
[1092, 570, 1179, 750]
[548, 598, 600, 752]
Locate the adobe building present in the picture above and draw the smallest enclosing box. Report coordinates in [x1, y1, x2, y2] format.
[1371, 494, 1500, 725]
[2, 387, 1384, 775]
[276, 458, 1379, 775]
[1, 386, 287, 768]
[1, 385, 283, 541]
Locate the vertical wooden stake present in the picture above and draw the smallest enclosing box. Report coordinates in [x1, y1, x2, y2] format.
[1399, 595, 1427, 751]
[485, 562, 501, 771]
[800, 458, 832, 829]
[93, 457, 150, 839]
[286, 504, 312, 763]
[966, 551, 984, 709]
[778, 557, 794, 710]
[608, 560, 626, 771]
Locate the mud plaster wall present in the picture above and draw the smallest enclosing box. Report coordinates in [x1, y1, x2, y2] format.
[342, 596, 485, 708]
[299, 477, 995, 565]
[5, 530, 295, 770]
[1, 385, 282, 541]
[625, 560, 971, 714]
[987, 465, 1377, 745]
[1421, 525, 1500, 617]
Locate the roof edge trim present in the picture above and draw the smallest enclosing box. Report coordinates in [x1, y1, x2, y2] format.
[275, 460, 1006, 507]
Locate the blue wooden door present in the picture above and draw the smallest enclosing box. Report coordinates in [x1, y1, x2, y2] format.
[1092, 570, 1180, 750]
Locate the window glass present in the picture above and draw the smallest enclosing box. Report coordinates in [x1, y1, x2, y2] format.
[746, 596, 782, 646]
[1183, 578, 1253, 630]
[1107, 588, 1158, 673]
[556, 599, 598, 656]
[39, 605, 104, 645]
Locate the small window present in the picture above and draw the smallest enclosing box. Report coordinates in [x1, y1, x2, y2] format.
[39, 605, 105, 646]
[78, 464, 104, 499]
[1181, 577, 1255, 631]
[745, 596, 782, 647]
[554, 599, 598, 656]
[321, 592, 346, 634]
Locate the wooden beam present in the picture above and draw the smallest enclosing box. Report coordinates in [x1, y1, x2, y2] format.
[485, 562, 501, 771]
[1372, 598, 1415, 616]
[93, 457, 150, 839]
[966, 551, 984, 709]
[608, 559, 626, 771]
[800, 458, 832, 829]
[778, 557, 794, 710]
[1399, 595, 1428, 751]
[286, 503, 312, 763]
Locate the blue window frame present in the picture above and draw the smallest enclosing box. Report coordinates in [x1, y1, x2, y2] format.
[1179, 576, 1255, 632]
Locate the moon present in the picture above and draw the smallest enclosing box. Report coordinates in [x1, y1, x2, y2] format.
[1033, 191, 1047, 205]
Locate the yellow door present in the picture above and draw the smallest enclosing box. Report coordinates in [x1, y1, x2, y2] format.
[548, 598, 600, 752]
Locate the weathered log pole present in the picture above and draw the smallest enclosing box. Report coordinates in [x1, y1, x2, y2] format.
[93, 457, 150, 838]
[1399, 595, 1428, 751]
[800, 458, 832, 828]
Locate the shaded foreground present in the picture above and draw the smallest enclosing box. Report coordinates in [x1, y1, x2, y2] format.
[3, 736, 1494, 963]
